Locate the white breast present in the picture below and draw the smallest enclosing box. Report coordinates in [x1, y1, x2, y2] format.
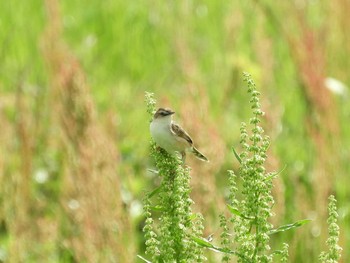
[150, 117, 179, 153]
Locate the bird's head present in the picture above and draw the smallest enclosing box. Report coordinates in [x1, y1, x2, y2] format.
[153, 108, 175, 120]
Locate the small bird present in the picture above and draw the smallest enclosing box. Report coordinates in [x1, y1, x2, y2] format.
[150, 107, 209, 162]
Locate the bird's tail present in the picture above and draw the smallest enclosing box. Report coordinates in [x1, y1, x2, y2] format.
[191, 147, 209, 162]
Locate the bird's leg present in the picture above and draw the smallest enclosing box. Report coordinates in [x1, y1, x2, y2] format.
[156, 146, 162, 151]
[181, 151, 186, 164]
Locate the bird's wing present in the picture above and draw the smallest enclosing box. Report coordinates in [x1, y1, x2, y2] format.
[171, 122, 193, 145]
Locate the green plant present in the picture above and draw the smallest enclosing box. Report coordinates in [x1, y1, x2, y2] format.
[193, 72, 310, 262]
[140, 92, 205, 262]
[141, 75, 343, 263]
[319, 195, 342, 263]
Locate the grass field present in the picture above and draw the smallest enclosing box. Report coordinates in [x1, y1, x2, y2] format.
[0, 0, 349, 262]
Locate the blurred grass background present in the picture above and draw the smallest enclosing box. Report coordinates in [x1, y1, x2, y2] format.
[0, 0, 349, 262]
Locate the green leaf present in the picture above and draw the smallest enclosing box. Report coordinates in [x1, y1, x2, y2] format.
[148, 185, 163, 198]
[227, 204, 254, 220]
[191, 236, 249, 260]
[191, 236, 234, 254]
[189, 213, 198, 221]
[147, 168, 159, 175]
[150, 205, 165, 212]
[137, 255, 152, 263]
[269, 219, 311, 235]
[264, 164, 287, 182]
[232, 147, 242, 164]
[271, 249, 284, 256]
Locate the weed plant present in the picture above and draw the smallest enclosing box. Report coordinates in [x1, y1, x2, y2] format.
[319, 195, 342, 262]
[195, 73, 302, 262]
[142, 92, 206, 262]
[142, 74, 342, 263]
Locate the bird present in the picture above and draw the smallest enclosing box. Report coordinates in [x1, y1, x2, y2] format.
[150, 107, 209, 162]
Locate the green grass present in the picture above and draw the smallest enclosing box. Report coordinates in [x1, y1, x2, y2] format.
[0, 0, 349, 262]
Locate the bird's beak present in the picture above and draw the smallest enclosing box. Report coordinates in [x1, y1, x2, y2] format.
[169, 111, 175, 115]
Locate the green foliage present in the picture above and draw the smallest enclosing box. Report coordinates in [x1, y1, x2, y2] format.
[227, 73, 275, 262]
[319, 195, 342, 263]
[143, 92, 206, 262]
[219, 214, 231, 263]
[1, 1, 349, 262]
[280, 243, 289, 263]
[214, 73, 310, 262]
[143, 194, 160, 261]
[268, 219, 311, 235]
